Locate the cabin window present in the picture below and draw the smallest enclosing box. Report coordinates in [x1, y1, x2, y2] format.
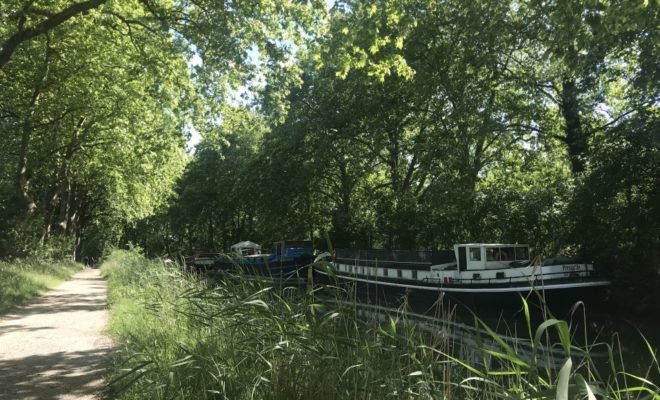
[500, 247, 514, 261]
[412, 270, 418, 279]
[397, 270, 402, 278]
[383, 268, 388, 277]
[487, 247, 515, 261]
[515, 247, 529, 260]
[469, 248, 481, 261]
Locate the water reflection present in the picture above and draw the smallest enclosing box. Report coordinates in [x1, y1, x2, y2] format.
[329, 299, 608, 373]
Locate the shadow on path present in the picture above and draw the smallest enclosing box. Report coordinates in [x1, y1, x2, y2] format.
[0, 349, 111, 400]
[0, 269, 113, 400]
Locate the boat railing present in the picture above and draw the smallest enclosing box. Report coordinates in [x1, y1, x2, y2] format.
[335, 257, 433, 270]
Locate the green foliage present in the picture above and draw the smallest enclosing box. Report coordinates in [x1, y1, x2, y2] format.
[164, 0, 658, 311]
[570, 112, 660, 313]
[1, 0, 657, 312]
[0, 257, 82, 313]
[0, 0, 326, 259]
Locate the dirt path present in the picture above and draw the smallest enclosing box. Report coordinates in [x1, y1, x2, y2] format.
[0, 268, 113, 400]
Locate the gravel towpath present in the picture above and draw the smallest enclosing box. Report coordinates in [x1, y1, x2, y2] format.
[0, 268, 113, 400]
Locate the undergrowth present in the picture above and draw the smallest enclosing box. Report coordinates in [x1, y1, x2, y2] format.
[0, 257, 82, 313]
[102, 249, 659, 399]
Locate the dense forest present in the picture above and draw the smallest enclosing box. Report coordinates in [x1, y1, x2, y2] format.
[0, 0, 658, 310]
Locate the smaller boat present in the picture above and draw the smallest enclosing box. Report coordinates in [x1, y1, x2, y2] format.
[315, 243, 611, 309]
[230, 240, 262, 257]
[215, 240, 315, 279]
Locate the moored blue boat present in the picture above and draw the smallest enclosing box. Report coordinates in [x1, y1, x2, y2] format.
[214, 240, 315, 279]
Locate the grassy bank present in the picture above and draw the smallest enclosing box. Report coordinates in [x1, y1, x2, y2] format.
[0, 258, 83, 313]
[102, 249, 659, 399]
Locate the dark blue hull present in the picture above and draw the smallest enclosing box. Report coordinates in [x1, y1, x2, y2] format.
[213, 254, 315, 279]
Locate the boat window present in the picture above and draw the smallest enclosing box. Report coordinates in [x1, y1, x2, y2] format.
[487, 247, 515, 261]
[515, 247, 529, 260]
[383, 268, 388, 277]
[500, 247, 514, 261]
[412, 270, 418, 279]
[397, 270, 402, 278]
[469, 248, 481, 261]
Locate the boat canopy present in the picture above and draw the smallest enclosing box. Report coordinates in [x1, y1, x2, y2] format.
[230, 241, 262, 256]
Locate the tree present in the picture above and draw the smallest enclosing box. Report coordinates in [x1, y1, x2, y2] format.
[0, 2, 191, 257]
[0, 0, 325, 257]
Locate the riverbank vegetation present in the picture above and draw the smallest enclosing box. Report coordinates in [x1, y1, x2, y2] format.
[102, 249, 659, 399]
[0, 257, 81, 313]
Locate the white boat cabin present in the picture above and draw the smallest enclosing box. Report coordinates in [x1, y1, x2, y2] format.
[435, 244, 530, 272]
[230, 241, 262, 257]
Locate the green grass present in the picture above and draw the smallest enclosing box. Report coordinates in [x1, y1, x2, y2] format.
[102, 249, 660, 400]
[0, 258, 83, 313]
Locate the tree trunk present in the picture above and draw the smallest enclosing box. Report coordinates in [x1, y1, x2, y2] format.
[208, 217, 214, 251]
[66, 181, 79, 237]
[16, 41, 54, 218]
[17, 117, 38, 216]
[40, 177, 59, 244]
[57, 177, 72, 234]
[186, 225, 193, 254]
[560, 76, 588, 174]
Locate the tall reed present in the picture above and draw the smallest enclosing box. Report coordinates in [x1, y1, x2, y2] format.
[102, 249, 659, 399]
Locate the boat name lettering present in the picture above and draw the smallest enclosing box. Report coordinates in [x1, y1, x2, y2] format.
[562, 265, 581, 271]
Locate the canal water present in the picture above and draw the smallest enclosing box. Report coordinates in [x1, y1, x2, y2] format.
[343, 285, 660, 381]
[210, 269, 659, 383]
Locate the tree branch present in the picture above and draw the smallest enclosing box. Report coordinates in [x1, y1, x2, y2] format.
[0, 0, 109, 69]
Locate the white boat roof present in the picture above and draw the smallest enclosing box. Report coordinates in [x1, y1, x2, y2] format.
[456, 243, 528, 247]
[230, 241, 261, 250]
